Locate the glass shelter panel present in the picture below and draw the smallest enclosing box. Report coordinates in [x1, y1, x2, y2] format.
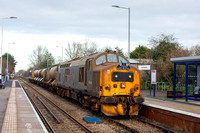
[197, 65, 200, 87]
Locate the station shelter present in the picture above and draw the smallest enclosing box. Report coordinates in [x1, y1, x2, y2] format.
[170, 56, 200, 102]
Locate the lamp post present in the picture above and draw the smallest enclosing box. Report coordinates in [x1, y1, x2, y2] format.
[112, 5, 130, 59]
[56, 45, 63, 62]
[0, 17, 17, 85]
[6, 42, 15, 81]
[47, 58, 49, 68]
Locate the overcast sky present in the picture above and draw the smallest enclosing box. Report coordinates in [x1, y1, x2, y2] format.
[0, 0, 200, 72]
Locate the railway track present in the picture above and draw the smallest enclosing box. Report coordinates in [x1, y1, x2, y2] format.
[102, 116, 140, 133]
[19, 78, 93, 133]
[135, 116, 176, 133]
[94, 111, 173, 133]
[100, 115, 176, 133]
[20, 78, 141, 133]
[19, 78, 176, 133]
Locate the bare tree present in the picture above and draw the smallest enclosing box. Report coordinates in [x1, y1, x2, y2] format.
[65, 42, 82, 60]
[190, 44, 200, 56]
[29, 45, 55, 69]
[99, 46, 113, 52]
[65, 41, 97, 60]
[81, 41, 97, 56]
[29, 45, 44, 68]
[55, 56, 63, 64]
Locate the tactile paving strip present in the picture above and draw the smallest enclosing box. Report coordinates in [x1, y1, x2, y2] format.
[1, 87, 17, 133]
[1, 80, 48, 133]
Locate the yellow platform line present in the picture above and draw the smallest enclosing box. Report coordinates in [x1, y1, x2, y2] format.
[12, 80, 16, 88]
[1, 81, 17, 133]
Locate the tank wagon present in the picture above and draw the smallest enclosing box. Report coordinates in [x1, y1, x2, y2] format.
[30, 66, 58, 91]
[30, 51, 144, 116]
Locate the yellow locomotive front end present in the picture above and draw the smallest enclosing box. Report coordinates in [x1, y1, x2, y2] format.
[96, 54, 144, 116]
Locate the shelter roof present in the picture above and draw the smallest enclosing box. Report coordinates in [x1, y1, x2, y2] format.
[170, 56, 200, 63]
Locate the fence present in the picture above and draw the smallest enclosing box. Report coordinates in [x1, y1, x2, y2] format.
[145, 81, 172, 91]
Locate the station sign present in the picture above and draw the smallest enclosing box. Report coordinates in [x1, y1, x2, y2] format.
[138, 65, 151, 70]
[151, 70, 157, 84]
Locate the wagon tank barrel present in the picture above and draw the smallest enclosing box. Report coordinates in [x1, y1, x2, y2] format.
[49, 66, 58, 80]
[45, 69, 51, 81]
[38, 69, 43, 77]
[33, 70, 39, 77]
[41, 69, 46, 78]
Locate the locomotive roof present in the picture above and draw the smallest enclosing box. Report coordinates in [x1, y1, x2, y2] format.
[59, 51, 128, 67]
[60, 52, 100, 67]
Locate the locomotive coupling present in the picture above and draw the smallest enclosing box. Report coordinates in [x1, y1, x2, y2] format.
[100, 96, 117, 104]
[133, 96, 144, 104]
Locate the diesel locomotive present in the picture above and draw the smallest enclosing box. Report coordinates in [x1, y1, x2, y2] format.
[30, 51, 144, 116]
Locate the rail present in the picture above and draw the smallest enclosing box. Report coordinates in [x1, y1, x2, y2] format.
[37, 97, 61, 124]
[135, 116, 176, 133]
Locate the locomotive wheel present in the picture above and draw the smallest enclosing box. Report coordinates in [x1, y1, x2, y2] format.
[56, 88, 62, 96]
[61, 90, 66, 97]
[49, 87, 53, 92]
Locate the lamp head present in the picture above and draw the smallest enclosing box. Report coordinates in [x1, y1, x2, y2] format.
[112, 5, 119, 8]
[9, 17, 17, 19]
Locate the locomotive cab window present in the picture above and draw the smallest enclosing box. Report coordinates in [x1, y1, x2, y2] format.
[107, 54, 117, 63]
[96, 55, 106, 65]
[119, 56, 128, 63]
[79, 67, 84, 82]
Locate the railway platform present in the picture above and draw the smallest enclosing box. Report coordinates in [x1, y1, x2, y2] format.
[0, 80, 48, 133]
[141, 90, 200, 115]
[140, 90, 200, 132]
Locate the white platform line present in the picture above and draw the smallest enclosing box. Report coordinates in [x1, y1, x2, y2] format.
[19, 80, 48, 133]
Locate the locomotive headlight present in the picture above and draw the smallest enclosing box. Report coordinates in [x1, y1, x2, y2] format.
[129, 75, 132, 78]
[120, 83, 126, 88]
[115, 74, 118, 78]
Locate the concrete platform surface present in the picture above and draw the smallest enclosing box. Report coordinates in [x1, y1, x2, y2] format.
[0, 81, 12, 131]
[1, 80, 48, 133]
